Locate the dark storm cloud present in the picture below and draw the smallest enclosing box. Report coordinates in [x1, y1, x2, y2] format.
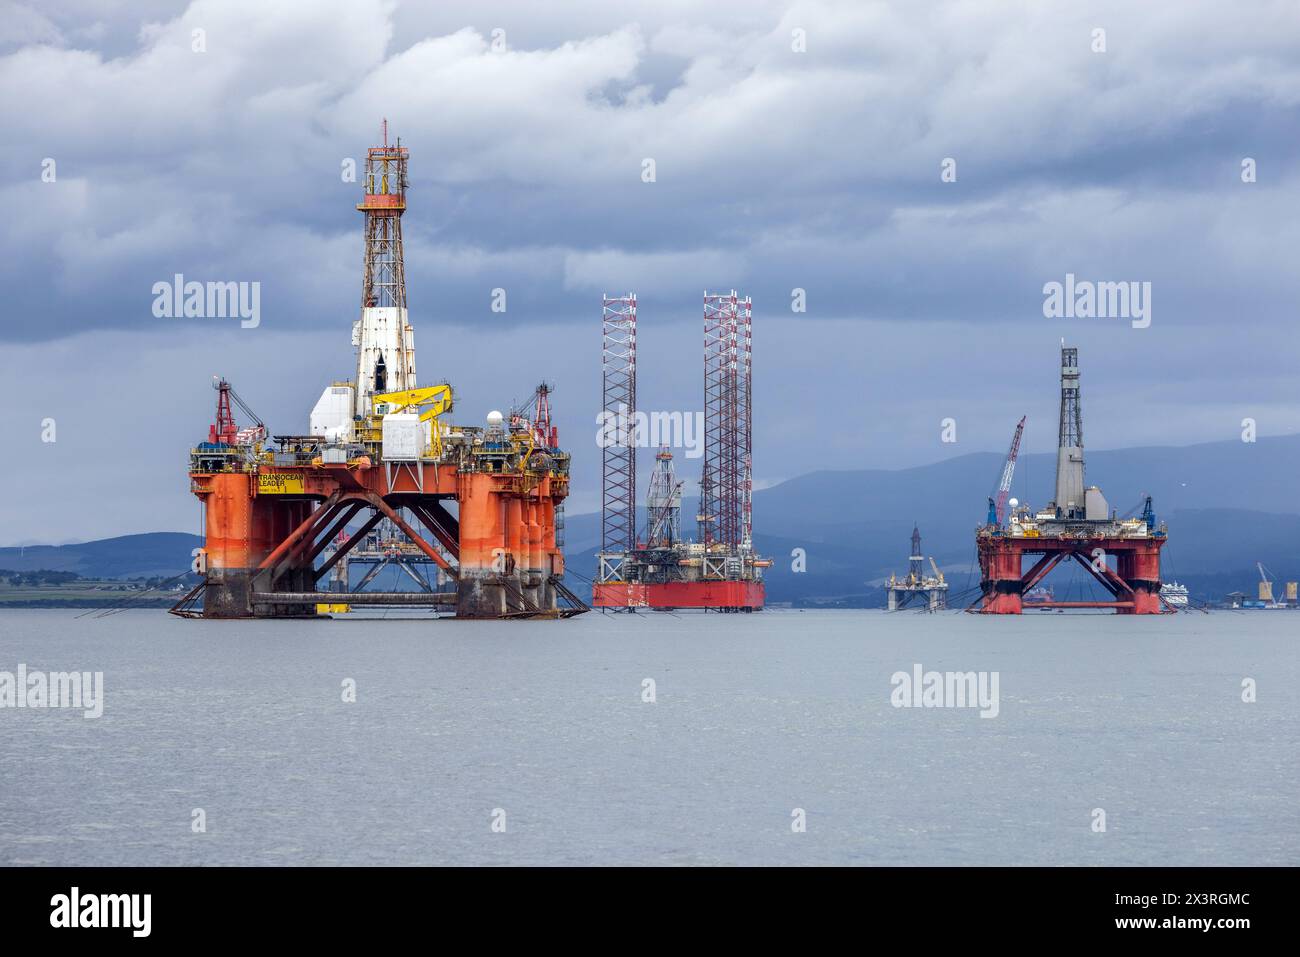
[3, 0, 1298, 341]
[1, 0, 1298, 542]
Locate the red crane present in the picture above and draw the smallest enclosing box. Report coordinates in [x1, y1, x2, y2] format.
[992, 416, 1026, 525]
[208, 376, 265, 446]
[209, 377, 238, 446]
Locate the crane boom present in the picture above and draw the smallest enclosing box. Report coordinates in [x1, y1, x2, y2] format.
[373, 383, 454, 457]
[993, 416, 1026, 525]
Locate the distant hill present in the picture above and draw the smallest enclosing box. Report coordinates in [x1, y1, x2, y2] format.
[0, 533, 202, 579]
[3, 434, 1296, 605]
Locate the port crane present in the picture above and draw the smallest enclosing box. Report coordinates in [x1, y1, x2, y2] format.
[1257, 562, 1276, 603]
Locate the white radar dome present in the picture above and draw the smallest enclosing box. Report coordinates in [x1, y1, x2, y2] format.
[1008, 498, 1019, 508]
[486, 410, 504, 428]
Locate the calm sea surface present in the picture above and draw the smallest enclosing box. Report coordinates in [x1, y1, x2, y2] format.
[0, 608, 1295, 866]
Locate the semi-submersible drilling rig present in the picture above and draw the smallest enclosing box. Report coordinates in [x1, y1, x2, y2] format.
[973, 343, 1170, 614]
[174, 125, 586, 620]
[593, 293, 771, 611]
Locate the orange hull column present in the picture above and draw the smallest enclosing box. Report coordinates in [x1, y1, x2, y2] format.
[200, 472, 258, 617]
[506, 496, 524, 578]
[523, 497, 542, 607]
[976, 537, 1026, 614]
[1114, 543, 1165, 615]
[198, 473, 319, 617]
[541, 495, 558, 607]
[456, 472, 508, 618]
[200, 473, 327, 616]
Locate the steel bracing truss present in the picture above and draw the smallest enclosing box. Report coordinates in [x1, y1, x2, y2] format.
[701, 291, 752, 550]
[600, 294, 637, 581]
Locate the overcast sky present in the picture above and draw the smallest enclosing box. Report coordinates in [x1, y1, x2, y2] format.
[1, 0, 1297, 544]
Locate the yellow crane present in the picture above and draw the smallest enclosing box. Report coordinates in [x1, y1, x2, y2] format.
[373, 384, 454, 458]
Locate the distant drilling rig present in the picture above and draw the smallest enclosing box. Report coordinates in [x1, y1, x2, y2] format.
[593, 292, 771, 611]
[886, 525, 948, 611]
[973, 343, 1169, 614]
[174, 123, 586, 621]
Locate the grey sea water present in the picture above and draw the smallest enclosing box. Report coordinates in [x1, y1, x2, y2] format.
[0, 608, 1295, 866]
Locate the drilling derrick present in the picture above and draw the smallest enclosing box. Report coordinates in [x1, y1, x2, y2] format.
[644, 448, 683, 548]
[1053, 346, 1084, 519]
[973, 343, 1169, 615]
[594, 291, 769, 612]
[175, 126, 586, 621]
[598, 295, 637, 585]
[354, 120, 416, 417]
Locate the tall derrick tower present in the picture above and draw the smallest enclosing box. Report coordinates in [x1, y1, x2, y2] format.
[909, 524, 923, 581]
[354, 119, 416, 417]
[1053, 344, 1084, 519]
[644, 448, 683, 548]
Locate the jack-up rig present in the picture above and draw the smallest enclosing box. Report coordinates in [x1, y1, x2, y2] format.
[173, 124, 587, 620]
[972, 343, 1170, 614]
[592, 292, 771, 611]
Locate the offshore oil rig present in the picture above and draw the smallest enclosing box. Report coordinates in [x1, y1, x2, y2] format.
[972, 343, 1169, 614]
[886, 525, 948, 611]
[592, 293, 771, 611]
[173, 124, 586, 620]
